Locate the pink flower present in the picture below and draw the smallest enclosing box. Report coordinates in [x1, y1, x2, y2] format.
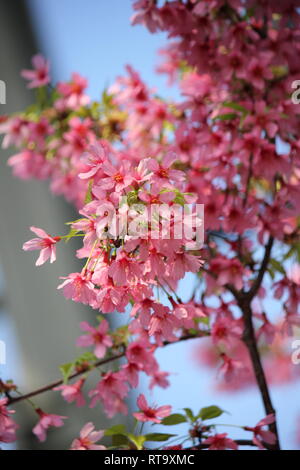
[57, 272, 95, 305]
[0, 398, 18, 444]
[148, 304, 178, 344]
[57, 73, 90, 109]
[122, 361, 140, 388]
[76, 320, 113, 358]
[256, 313, 278, 345]
[211, 317, 242, 349]
[79, 142, 108, 180]
[218, 353, 247, 383]
[148, 153, 185, 187]
[23, 226, 60, 266]
[168, 251, 203, 280]
[97, 161, 133, 193]
[71, 422, 106, 450]
[239, 52, 273, 90]
[133, 394, 171, 423]
[33, 409, 67, 442]
[21, 54, 50, 88]
[108, 251, 143, 286]
[89, 371, 129, 408]
[244, 414, 277, 450]
[54, 378, 86, 407]
[126, 341, 158, 375]
[149, 370, 170, 389]
[0, 116, 29, 148]
[180, 72, 212, 100]
[203, 433, 238, 450]
[209, 257, 246, 291]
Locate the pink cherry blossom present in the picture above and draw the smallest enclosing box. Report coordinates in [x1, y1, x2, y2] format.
[244, 414, 276, 450]
[23, 226, 60, 266]
[56, 73, 90, 109]
[71, 422, 106, 450]
[76, 320, 113, 358]
[203, 433, 238, 450]
[218, 353, 247, 383]
[79, 142, 109, 180]
[57, 272, 95, 305]
[97, 161, 133, 193]
[133, 394, 171, 423]
[89, 371, 129, 412]
[54, 378, 86, 407]
[21, 54, 50, 88]
[0, 398, 18, 444]
[33, 409, 67, 442]
[211, 317, 242, 349]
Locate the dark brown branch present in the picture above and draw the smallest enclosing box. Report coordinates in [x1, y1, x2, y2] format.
[7, 333, 207, 406]
[237, 298, 280, 450]
[190, 439, 259, 450]
[230, 236, 279, 449]
[7, 351, 125, 405]
[247, 235, 274, 301]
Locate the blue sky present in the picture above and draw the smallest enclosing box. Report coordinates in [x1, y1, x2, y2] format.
[26, 0, 178, 101]
[16, 0, 300, 449]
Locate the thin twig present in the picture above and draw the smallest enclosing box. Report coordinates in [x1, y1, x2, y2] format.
[7, 333, 207, 406]
[190, 439, 259, 450]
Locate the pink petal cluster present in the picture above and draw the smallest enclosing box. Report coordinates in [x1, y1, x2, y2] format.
[0, 398, 18, 444]
[54, 378, 86, 407]
[21, 54, 50, 88]
[244, 414, 277, 450]
[203, 433, 238, 451]
[33, 409, 67, 442]
[23, 226, 60, 266]
[71, 422, 106, 450]
[133, 394, 171, 423]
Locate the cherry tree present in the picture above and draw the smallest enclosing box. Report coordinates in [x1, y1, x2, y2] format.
[1, 0, 300, 451]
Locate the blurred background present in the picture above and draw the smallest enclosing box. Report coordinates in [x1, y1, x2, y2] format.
[0, 0, 299, 450]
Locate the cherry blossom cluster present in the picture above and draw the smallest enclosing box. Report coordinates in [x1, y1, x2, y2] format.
[1, 0, 300, 451]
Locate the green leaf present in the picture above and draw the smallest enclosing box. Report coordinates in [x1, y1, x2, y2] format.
[127, 190, 139, 206]
[198, 405, 224, 421]
[112, 434, 129, 447]
[161, 413, 187, 425]
[183, 408, 196, 422]
[105, 425, 127, 436]
[127, 434, 146, 450]
[212, 112, 238, 122]
[102, 89, 114, 109]
[59, 362, 74, 384]
[145, 433, 176, 442]
[222, 101, 249, 114]
[75, 351, 97, 364]
[269, 258, 286, 275]
[84, 179, 93, 204]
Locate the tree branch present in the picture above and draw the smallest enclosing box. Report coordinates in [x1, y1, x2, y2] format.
[191, 439, 259, 450]
[238, 298, 280, 450]
[7, 333, 208, 406]
[247, 235, 274, 301]
[228, 236, 279, 449]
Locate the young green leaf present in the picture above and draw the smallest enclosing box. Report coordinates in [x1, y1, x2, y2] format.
[59, 362, 74, 384]
[161, 413, 187, 425]
[198, 405, 224, 421]
[145, 433, 176, 442]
